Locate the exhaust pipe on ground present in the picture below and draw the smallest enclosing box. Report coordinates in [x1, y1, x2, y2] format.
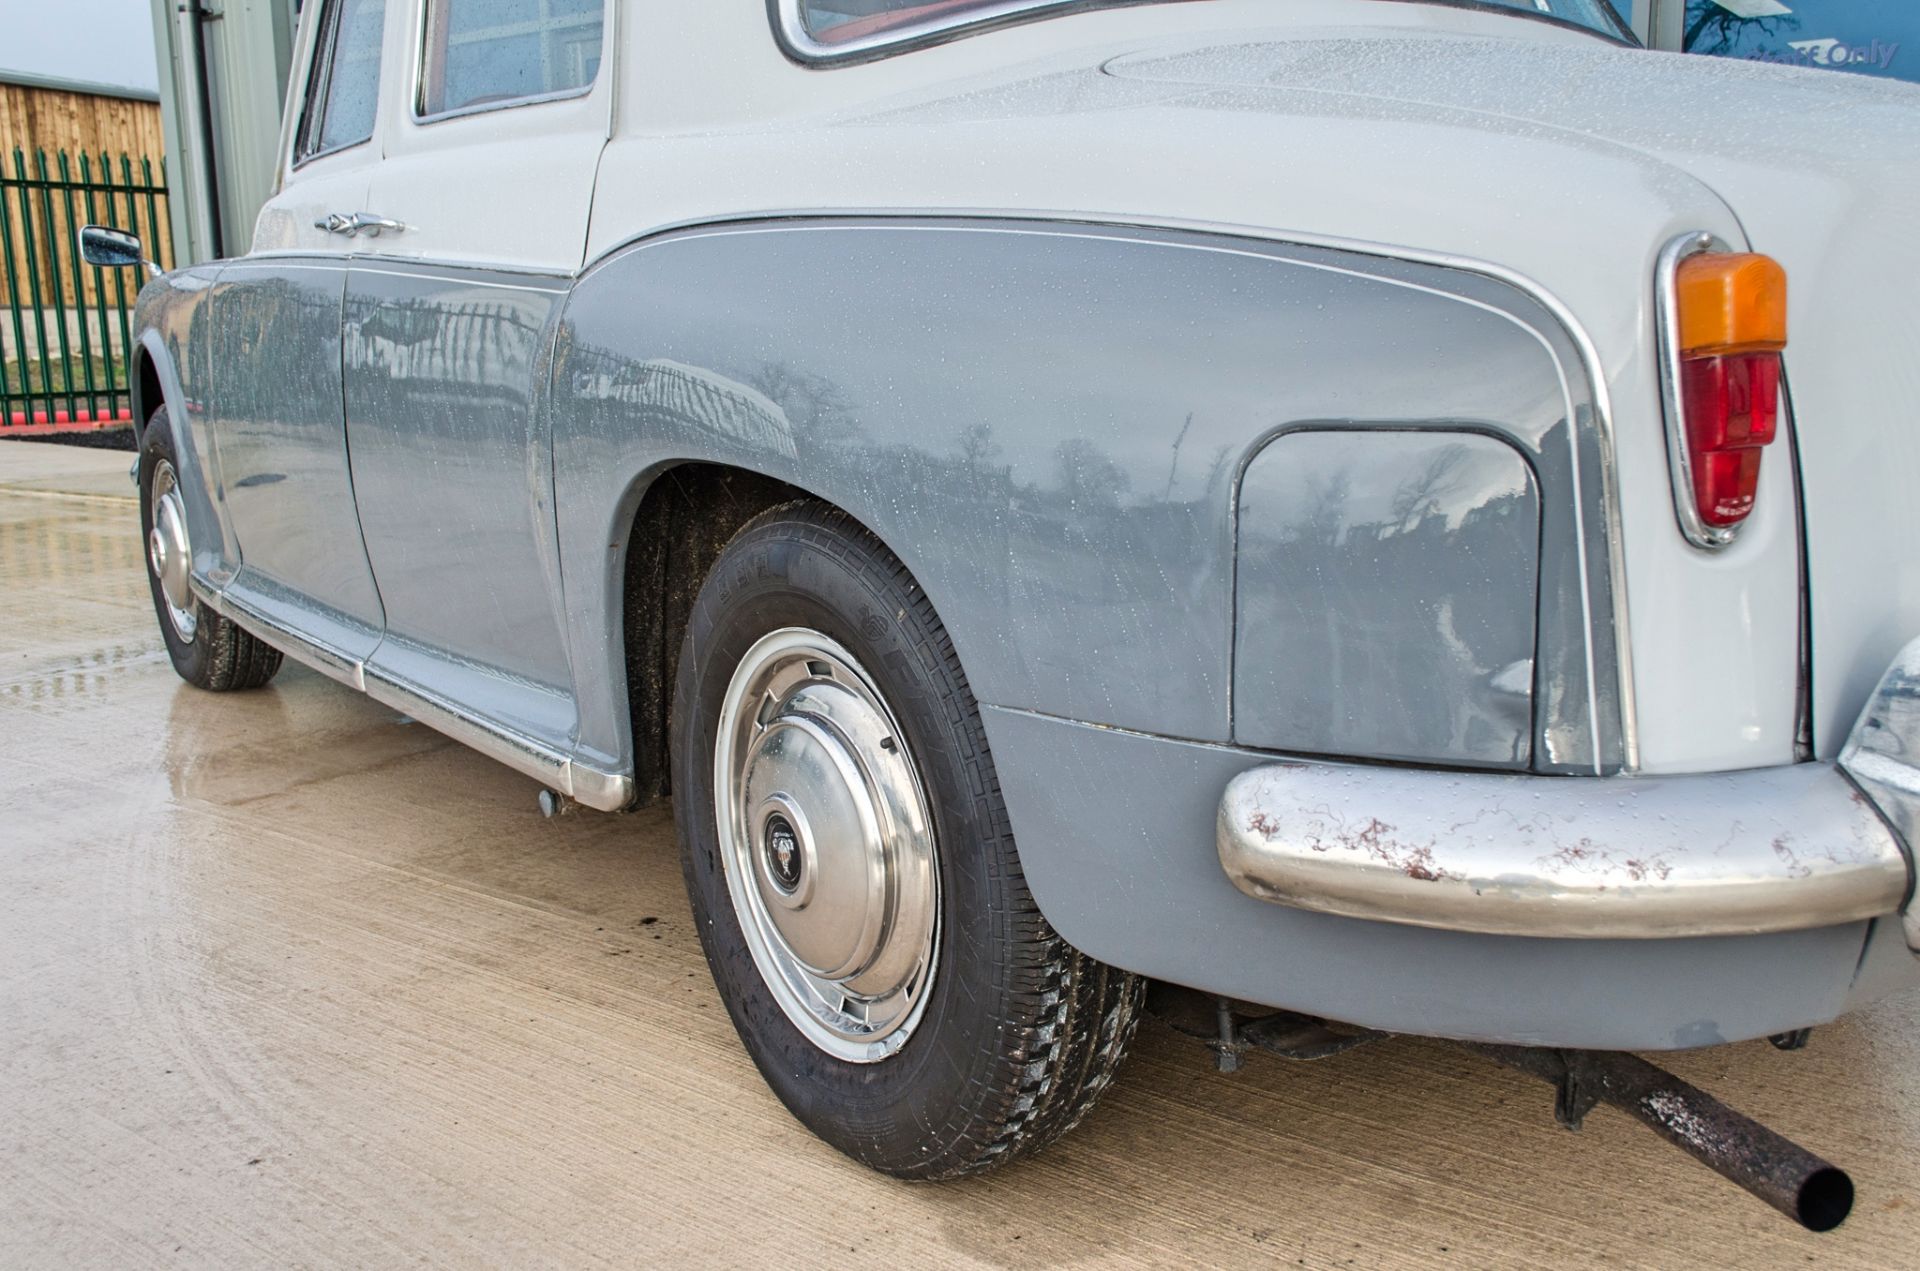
[1466, 1044, 1854, 1232]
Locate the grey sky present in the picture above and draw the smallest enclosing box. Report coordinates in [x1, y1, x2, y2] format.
[0, 0, 159, 94]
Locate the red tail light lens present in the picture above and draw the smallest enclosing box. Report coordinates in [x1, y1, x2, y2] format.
[1680, 350, 1781, 528]
[1666, 250, 1787, 544]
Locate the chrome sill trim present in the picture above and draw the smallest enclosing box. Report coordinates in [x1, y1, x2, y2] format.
[1218, 759, 1908, 939]
[192, 578, 634, 812]
[1655, 230, 1740, 551]
[360, 668, 633, 812]
[194, 577, 365, 692]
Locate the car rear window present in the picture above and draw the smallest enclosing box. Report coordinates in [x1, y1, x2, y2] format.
[418, 0, 605, 118]
[798, 1, 1045, 47]
[788, 0, 1627, 59]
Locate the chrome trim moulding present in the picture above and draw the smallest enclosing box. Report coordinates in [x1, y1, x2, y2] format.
[1218, 757, 1910, 940]
[191, 577, 635, 811]
[773, 0, 1121, 64]
[1655, 230, 1740, 551]
[408, 0, 610, 124]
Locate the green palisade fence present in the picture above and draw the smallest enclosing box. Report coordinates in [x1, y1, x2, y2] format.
[1, 147, 172, 428]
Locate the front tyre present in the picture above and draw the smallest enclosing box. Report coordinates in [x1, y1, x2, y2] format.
[140, 407, 283, 692]
[672, 503, 1143, 1178]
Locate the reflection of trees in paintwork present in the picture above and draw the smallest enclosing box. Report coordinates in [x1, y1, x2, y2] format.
[1684, 1, 1796, 55]
[1052, 437, 1130, 510]
[1389, 443, 1468, 532]
[345, 294, 542, 400]
[955, 421, 1002, 489]
[744, 361, 858, 447]
[217, 276, 342, 420]
[1254, 438, 1537, 764]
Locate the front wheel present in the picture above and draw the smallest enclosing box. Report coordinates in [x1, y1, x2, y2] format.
[672, 503, 1142, 1178]
[140, 407, 283, 692]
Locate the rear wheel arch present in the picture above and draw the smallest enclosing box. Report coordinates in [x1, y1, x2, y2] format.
[618, 461, 838, 804]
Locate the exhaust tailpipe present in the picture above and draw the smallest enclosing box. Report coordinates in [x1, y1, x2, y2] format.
[1468, 1044, 1853, 1232]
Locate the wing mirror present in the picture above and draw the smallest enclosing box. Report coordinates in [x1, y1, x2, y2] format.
[78, 225, 160, 278]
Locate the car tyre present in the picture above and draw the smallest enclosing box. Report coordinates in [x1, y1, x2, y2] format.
[672, 501, 1143, 1178]
[140, 406, 283, 692]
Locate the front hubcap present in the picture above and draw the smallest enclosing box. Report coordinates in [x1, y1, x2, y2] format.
[714, 629, 938, 1062]
[147, 459, 197, 642]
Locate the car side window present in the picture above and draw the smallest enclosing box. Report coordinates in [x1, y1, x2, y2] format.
[297, 0, 389, 163]
[417, 0, 606, 119]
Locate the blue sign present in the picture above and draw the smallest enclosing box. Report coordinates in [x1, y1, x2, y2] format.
[1684, 1, 1915, 84]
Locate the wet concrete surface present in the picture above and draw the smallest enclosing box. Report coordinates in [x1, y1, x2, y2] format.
[4, 441, 1918, 1268]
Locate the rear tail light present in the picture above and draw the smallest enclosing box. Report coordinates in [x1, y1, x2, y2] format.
[1679, 349, 1781, 527]
[1661, 244, 1788, 547]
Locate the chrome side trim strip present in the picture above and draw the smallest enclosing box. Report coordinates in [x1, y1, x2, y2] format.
[1218, 758, 1908, 939]
[196, 577, 366, 692]
[191, 578, 635, 812]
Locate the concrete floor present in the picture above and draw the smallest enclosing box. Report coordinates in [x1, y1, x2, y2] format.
[3, 441, 1918, 1269]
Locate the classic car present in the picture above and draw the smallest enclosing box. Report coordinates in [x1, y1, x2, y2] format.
[89, 0, 1920, 1228]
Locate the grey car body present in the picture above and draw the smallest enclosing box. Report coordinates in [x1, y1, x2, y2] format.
[127, 0, 1920, 1055]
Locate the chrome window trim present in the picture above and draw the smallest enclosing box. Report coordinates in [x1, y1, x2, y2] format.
[770, 0, 1159, 65]
[1655, 230, 1741, 551]
[769, 0, 1632, 65]
[293, 0, 384, 171]
[410, 0, 608, 124]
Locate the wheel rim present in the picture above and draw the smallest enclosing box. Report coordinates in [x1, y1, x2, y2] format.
[713, 628, 939, 1062]
[147, 458, 197, 642]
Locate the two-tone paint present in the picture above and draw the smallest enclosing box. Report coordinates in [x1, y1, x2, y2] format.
[130, 0, 1920, 1049]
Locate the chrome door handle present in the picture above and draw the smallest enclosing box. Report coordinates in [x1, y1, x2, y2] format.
[312, 212, 408, 238]
[347, 213, 407, 238]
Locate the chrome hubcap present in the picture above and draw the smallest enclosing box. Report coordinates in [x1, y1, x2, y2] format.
[147, 459, 196, 642]
[714, 628, 939, 1062]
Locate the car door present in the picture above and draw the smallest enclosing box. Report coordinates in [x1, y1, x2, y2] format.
[209, 0, 389, 662]
[341, 0, 611, 747]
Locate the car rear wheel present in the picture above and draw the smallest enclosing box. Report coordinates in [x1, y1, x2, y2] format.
[672, 502, 1143, 1178]
[140, 407, 283, 692]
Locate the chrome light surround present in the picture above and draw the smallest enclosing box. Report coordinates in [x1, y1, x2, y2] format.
[1656, 229, 1747, 551]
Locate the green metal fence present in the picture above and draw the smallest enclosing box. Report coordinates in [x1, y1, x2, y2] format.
[1, 147, 172, 428]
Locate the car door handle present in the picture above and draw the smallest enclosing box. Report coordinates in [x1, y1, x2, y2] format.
[347, 213, 408, 238]
[312, 212, 409, 238]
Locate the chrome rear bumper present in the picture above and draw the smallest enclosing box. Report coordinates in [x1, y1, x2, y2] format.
[1219, 640, 1920, 942]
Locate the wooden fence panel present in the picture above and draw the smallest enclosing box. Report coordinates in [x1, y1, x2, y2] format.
[0, 82, 165, 168]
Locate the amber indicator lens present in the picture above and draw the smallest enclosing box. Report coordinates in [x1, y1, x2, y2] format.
[1675, 252, 1787, 356]
[1675, 252, 1787, 533]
